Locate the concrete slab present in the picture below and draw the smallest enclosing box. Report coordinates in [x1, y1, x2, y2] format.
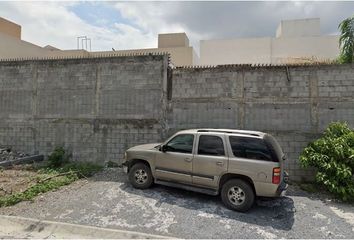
[0, 215, 170, 239]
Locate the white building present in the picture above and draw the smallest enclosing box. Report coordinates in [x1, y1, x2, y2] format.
[200, 18, 340, 65]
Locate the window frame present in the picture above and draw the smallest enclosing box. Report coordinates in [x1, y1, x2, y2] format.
[197, 134, 226, 156]
[228, 135, 277, 162]
[165, 134, 195, 154]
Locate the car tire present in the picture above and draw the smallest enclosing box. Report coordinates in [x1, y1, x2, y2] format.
[221, 179, 255, 212]
[128, 163, 153, 189]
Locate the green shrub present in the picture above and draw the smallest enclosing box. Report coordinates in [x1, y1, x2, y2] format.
[300, 122, 354, 201]
[47, 147, 70, 168]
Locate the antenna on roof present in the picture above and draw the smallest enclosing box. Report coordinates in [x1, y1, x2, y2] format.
[77, 36, 91, 51]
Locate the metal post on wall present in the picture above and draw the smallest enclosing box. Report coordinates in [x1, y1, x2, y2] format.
[77, 36, 87, 49]
[76, 36, 92, 51]
[87, 38, 91, 51]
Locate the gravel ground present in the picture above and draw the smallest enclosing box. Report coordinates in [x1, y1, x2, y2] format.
[1, 168, 354, 239]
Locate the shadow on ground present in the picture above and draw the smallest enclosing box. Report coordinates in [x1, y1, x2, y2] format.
[91, 168, 295, 231]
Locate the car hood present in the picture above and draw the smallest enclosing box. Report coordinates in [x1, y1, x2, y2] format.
[128, 143, 161, 151]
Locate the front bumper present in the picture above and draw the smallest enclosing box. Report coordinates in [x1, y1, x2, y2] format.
[120, 160, 129, 173]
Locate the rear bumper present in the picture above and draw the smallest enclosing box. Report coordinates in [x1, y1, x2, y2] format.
[275, 171, 289, 196]
[276, 180, 288, 196]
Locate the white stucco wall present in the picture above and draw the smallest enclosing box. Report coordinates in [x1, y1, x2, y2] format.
[200, 18, 339, 65]
[200, 35, 339, 65]
[276, 18, 320, 38]
[200, 18, 340, 65]
[271, 35, 339, 64]
[200, 37, 272, 65]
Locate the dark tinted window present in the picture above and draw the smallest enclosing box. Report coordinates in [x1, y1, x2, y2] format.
[229, 136, 273, 161]
[166, 134, 194, 153]
[264, 134, 283, 162]
[198, 135, 225, 156]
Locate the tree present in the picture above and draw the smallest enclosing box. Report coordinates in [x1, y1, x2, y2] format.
[339, 15, 354, 63]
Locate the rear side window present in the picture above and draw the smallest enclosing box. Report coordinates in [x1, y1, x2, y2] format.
[198, 135, 225, 156]
[229, 136, 275, 161]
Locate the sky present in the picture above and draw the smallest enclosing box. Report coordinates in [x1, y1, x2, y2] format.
[0, 1, 353, 53]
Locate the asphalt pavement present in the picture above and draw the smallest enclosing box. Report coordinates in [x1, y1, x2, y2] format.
[1, 168, 353, 239]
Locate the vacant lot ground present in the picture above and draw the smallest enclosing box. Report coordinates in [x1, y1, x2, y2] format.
[0, 165, 44, 198]
[1, 168, 353, 239]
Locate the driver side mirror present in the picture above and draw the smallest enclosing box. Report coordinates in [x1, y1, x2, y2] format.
[159, 145, 167, 152]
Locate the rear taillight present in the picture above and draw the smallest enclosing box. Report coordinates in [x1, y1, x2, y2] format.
[272, 167, 281, 184]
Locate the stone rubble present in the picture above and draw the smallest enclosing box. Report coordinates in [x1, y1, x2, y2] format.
[0, 148, 29, 162]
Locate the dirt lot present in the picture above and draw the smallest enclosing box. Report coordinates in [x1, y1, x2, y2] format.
[0, 165, 41, 198]
[1, 168, 354, 239]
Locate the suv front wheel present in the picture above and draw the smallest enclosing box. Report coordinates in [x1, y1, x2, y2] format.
[128, 163, 153, 189]
[221, 179, 255, 212]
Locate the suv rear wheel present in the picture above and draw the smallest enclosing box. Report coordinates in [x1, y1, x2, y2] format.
[128, 163, 153, 189]
[221, 179, 255, 212]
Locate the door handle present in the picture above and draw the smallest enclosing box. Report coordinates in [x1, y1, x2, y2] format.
[184, 158, 192, 162]
[216, 161, 224, 166]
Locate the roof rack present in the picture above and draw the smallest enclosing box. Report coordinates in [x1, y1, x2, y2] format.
[197, 129, 260, 137]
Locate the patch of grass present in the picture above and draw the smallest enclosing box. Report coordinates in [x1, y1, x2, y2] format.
[0, 161, 103, 207]
[0, 163, 102, 207]
[60, 162, 103, 177]
[0, 172, 77, 207]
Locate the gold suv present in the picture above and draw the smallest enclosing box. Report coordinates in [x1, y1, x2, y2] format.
[122, 129, 288, 212]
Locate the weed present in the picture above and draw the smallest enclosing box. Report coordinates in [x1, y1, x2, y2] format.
[47, 147, 70, 168]
[0, 147, 103, 207]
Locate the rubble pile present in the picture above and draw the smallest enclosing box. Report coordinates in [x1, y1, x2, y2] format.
[0, 148, 29, 162]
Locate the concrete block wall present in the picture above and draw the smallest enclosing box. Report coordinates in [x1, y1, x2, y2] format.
[170, 64, 354, 181]
[0, 55, 168, 164]
[1, 55, 353, 181]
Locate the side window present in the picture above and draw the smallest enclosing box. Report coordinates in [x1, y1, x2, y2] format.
[229, 136, 272, 161]
[166, 134, 194, 154]
[198, 135, 225, 156]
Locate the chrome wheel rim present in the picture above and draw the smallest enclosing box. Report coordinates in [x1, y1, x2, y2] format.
[228, 186, 246, 206]
[134, 169, 148, 184]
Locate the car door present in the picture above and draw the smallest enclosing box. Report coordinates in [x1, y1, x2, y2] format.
[155, 134, 195, 184]
[192, 133, 228, 188]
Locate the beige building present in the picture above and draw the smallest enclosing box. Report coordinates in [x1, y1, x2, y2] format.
[0, 17, 340, 66]
[0, 17, 197, 66]
[0, 17, 87, 59]
[91, 33, 198, 66]
[200, 18, 340, 65]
